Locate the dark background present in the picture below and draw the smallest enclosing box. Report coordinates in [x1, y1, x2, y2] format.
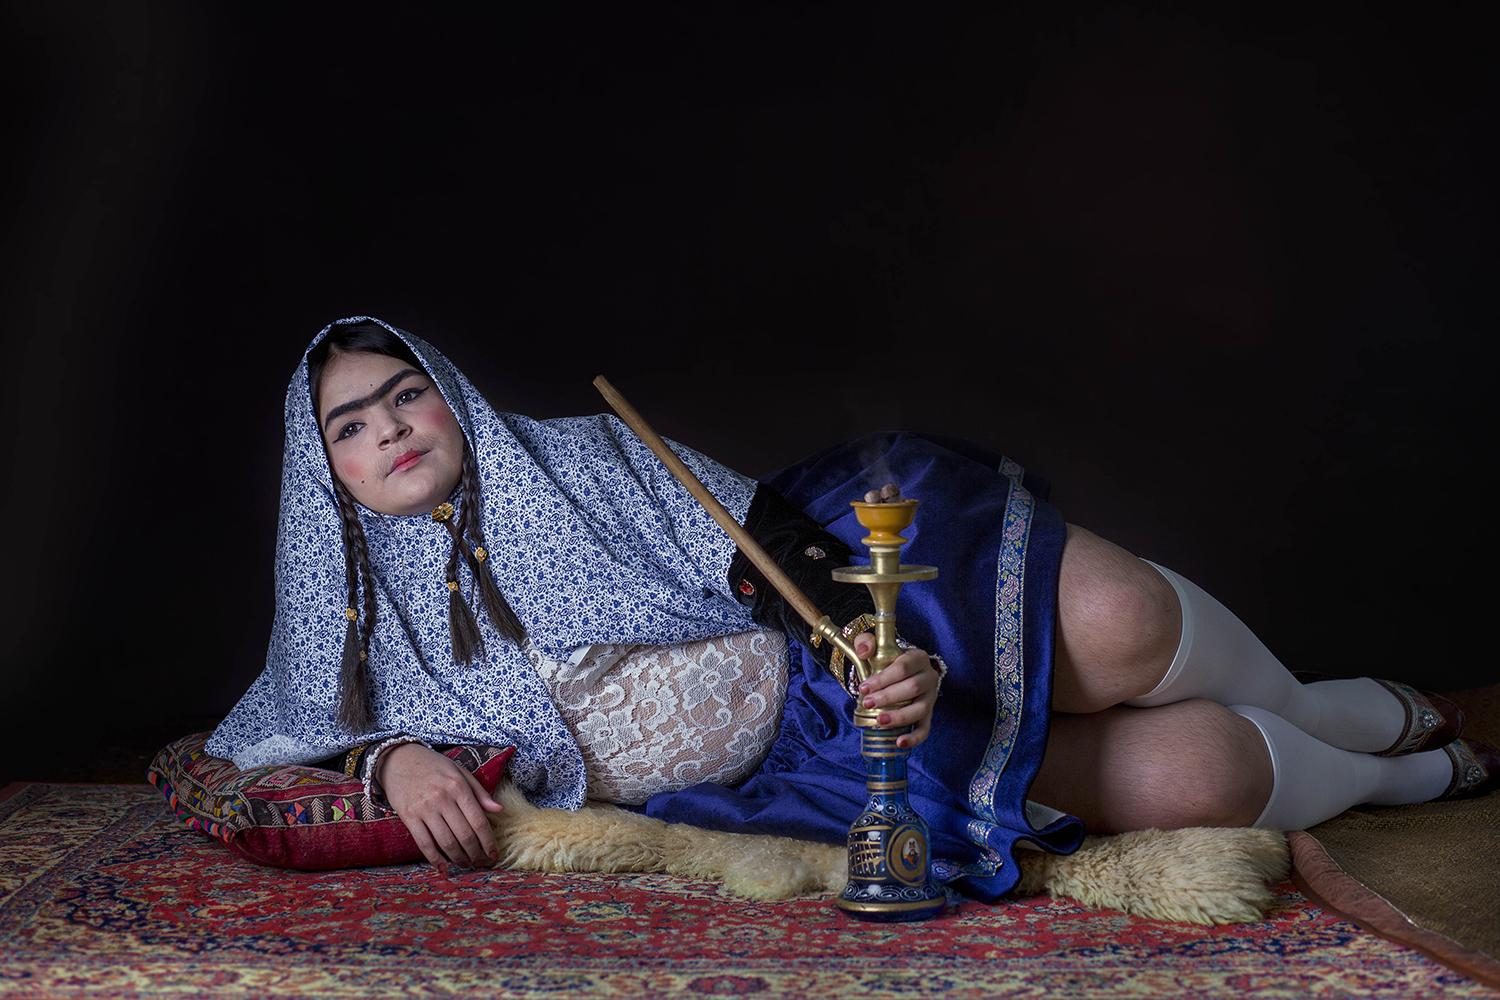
[2, 4, 1494, 785]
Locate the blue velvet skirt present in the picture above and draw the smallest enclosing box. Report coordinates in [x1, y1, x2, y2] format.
[641, 433, 1085, 901]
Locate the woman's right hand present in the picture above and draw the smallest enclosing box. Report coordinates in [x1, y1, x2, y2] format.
[377, 742, 504, 871]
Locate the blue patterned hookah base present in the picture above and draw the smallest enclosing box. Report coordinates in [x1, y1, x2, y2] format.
[836, 725, 946, 921]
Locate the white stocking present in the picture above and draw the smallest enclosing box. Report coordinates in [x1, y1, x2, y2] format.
[1228, 704, 1452, 830]
[1126, 559, 1408, 753]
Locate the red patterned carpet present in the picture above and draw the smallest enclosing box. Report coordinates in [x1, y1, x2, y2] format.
[2, 782, 1494, 998]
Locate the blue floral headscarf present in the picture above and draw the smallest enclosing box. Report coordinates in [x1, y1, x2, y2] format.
[206, 316, 758, 807]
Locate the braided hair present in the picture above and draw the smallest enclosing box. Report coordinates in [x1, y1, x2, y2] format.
[308, 322, 526, 732]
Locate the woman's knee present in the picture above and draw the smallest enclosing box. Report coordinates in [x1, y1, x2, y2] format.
[1120, 699, 1272, 829]
[1054, 524, 1183, 712]
[1051, 699, 1272, 833]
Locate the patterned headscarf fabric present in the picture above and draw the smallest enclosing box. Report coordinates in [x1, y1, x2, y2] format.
[205, 317, 758, 808]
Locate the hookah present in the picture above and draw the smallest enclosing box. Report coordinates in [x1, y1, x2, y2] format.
[595, 377, 946, 922]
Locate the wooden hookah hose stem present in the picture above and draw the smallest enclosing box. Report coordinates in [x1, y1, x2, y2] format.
[592, 376, 829, 632]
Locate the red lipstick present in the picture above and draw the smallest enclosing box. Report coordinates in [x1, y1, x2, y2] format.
[390, 450, 427, 475]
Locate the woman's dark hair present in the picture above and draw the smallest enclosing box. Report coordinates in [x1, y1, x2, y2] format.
[308, 322, 526, 732]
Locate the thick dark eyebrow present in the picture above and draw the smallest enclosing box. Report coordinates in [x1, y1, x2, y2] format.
[322, 368, 426, 434]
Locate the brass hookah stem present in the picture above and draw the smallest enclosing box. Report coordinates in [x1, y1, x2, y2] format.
[865, 543, 902, 678]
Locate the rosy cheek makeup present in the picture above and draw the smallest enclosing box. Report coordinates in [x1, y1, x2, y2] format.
[422, 398, 459, 430]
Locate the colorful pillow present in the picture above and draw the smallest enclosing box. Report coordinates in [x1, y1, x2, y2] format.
[147, 731, 514, 871]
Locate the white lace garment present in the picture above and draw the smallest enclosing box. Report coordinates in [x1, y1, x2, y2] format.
[525, 628, 791, 805]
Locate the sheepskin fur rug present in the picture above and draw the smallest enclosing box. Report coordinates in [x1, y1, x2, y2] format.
[486, 782, 1290, 925]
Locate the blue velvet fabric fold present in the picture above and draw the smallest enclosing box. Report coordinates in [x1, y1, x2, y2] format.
[640, 432, 1086, 901]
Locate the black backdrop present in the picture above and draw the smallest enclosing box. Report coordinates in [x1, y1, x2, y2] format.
[3, 4, 1494, 784]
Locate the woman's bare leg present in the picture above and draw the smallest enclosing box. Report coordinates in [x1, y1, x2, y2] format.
[1030, 698, 1274, 833]
[1051, 523, 1181, 714]
[1040, 524, 1461, 832]
[1049, 522, 1415, 754]
[1031, 697, 1458, 833]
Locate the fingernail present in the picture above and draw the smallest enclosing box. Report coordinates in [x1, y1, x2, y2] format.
[858, 683, 869, 693]
[879, 714, 890, 725]
[863, 697, 875, 708]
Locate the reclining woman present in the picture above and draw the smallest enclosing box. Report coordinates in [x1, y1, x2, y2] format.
[206, 317, 1496, 894]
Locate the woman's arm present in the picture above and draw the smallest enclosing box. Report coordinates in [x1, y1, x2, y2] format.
[375, 742, 505, 871]
[323, 734, 505, 871]
[318, 735, 421, 784]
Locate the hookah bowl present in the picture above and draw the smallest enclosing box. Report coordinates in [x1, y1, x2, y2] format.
[831, 499, 946, 922]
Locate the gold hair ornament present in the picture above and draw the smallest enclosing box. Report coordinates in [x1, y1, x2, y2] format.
[432, 502, 455, 522]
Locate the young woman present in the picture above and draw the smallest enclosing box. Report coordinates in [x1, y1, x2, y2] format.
[207, 317, 1495, 896]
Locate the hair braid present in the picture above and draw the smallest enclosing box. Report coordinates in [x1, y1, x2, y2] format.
[331, 477, 376, 732]
[442, 512, 484, 665]
[457, 445, 526, 646]
[353, 507, 378, 671]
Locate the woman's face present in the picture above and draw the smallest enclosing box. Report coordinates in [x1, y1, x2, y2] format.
[316, 349, 466, 516]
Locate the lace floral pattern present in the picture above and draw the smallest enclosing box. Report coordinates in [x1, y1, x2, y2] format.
[527, 629, 790, 805]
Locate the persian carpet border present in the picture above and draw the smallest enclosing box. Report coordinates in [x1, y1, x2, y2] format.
[1290, 830, 1500, 991]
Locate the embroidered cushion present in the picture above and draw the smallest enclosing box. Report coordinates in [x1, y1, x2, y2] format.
[147, 731, 514, 871]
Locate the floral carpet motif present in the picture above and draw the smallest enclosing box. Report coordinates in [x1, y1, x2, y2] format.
[1, 782, 1493, 998]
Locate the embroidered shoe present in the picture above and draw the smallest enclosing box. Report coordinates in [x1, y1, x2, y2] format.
[1437, 738, 1498, 801]
[1290, 671, 1466, 757]
[1368, 679, 1467, 757]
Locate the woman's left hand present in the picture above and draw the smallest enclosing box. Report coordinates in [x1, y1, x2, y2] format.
[852, 633, 939, 749]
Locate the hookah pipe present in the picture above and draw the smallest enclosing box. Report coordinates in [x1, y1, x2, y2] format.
[594, 377, 946, 921]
